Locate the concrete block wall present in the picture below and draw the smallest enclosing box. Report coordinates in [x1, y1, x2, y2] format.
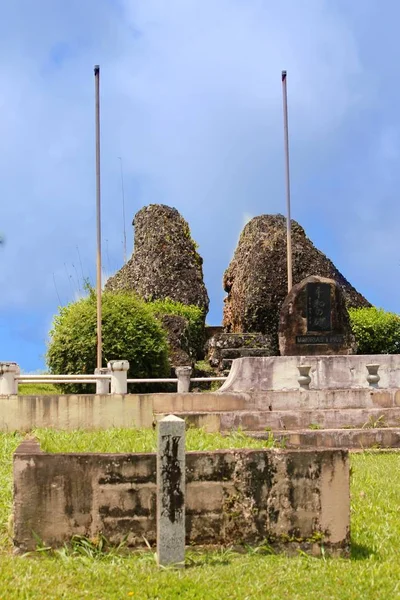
[13, 439, 350, 555]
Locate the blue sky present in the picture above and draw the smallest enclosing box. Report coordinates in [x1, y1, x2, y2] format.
[0, 0, 399, 371]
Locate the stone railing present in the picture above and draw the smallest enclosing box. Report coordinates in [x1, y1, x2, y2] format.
[0, 362, 226, 396]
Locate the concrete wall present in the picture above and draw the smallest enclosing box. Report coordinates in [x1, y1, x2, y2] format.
[0, 393, 247, 432]
[13, 439, 350, 555]
[220, 355, 400, 392]
[1, 389, 400, 431]
[0, 394, 154, 431]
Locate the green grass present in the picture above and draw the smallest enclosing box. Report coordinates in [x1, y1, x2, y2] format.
[18, 383, 59, 395]
[35, 427, 274, 453]
[0, 433, 400, 598]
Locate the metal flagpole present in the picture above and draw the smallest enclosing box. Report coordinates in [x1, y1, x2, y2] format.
[282, 70, 293, 292]
[118, 156, 127, 264]
[94, 65, 102, 369]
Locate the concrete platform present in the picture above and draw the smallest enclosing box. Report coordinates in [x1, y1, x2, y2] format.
[154, 388, 400, 412]
[219, 355, 400, 392]
[160, 407, 400, 432]
[248, 427, 400, 450]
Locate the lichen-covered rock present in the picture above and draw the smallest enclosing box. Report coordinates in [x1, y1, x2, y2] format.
[158, 314, 192, 367]
[105, 204, 209, 315]
[206, 332, 275, 373]
[223, 214, 370, 351]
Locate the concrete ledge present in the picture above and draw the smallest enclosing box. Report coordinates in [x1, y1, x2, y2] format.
[255, 389, 400, 411]
[249, 427, 400, 449]
[152, 392, 250, 413]
[169, 407, 400, 432]
[13, 441, 350, 555]
[154, 389, 400, 413]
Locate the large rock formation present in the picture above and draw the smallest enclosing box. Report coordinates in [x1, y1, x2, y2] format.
[223, 214, 370, 353]
[106, 204, 209, 314]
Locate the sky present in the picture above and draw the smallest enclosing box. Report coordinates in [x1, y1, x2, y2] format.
[0, 0, 399, 372]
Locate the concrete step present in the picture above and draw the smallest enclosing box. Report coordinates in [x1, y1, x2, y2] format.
[152, 393, 249, 414]
[160, 407, 400, 432]
[258, 388, 400, 410]
[247, 428, 400, 450]
[152, 389, 400, 414]
[251, 389, 400, 411]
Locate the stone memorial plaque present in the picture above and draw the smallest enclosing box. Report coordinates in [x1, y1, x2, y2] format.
[307, 283, 331, 332]
[278, 275, 356, 356]
[296, 334, 345, 345]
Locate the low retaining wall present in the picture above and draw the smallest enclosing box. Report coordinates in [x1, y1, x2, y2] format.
[0, 394, 154, 431]
[13, 439, 350, 555]
[2, 389, 400, 431]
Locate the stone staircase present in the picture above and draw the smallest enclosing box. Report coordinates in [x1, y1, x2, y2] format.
[153, 387, 400, 450]
[205, 332, 275, 374]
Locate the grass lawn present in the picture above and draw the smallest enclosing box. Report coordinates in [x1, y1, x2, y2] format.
[18, 383, 59, 395]
[0, 431, 400, 599]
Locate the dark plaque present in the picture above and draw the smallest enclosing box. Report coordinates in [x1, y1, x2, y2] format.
[296, 334, 345, 345]
[307, 283, 331, 332]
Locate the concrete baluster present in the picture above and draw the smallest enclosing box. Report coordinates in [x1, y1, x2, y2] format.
[107, 360, 129, 394]
[298, 365, 312, 390]
[0, 362, 20, 395]
[175, 366, 192, 393]
[366, 364, 380, 388]
[95, 367, 110, 394]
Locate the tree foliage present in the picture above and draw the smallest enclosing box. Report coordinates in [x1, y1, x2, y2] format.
[349, 307, 400, 354]
[47, 291, 170, 391]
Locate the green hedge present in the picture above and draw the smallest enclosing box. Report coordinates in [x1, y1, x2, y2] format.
[47, 291, 170, 392]
[349, 307, 400, 354]
[148, 298, 205, 359]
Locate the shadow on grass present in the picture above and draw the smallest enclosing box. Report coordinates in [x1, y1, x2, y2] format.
[350, 542, 375, 560]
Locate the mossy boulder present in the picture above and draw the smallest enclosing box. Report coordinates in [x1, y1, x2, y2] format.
[106, 204, 209, 315]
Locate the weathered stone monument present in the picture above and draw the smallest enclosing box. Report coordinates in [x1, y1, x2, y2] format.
[106, 204, 209, 366]
[278, 276, 356, 356]
[223, 214, 369, 353]
[106, 204, 209, 314]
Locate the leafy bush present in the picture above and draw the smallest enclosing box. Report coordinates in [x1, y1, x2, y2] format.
[47, 290, 170, 391]
[348, 307, 400, 354]
[148, 298, 205, 359]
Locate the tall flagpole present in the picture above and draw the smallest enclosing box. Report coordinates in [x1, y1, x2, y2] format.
[118, 156, 127, 264]
[94, 65, 102, 369]
[282, 70, 293, 292]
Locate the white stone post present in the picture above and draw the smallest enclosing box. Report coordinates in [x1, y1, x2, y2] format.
[107, 360, 129, 394]
[175, 366, 192, 393]
[157, 415, 186, 567]
[0, 362, 20, 395]
[95, 367, 110, 394]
